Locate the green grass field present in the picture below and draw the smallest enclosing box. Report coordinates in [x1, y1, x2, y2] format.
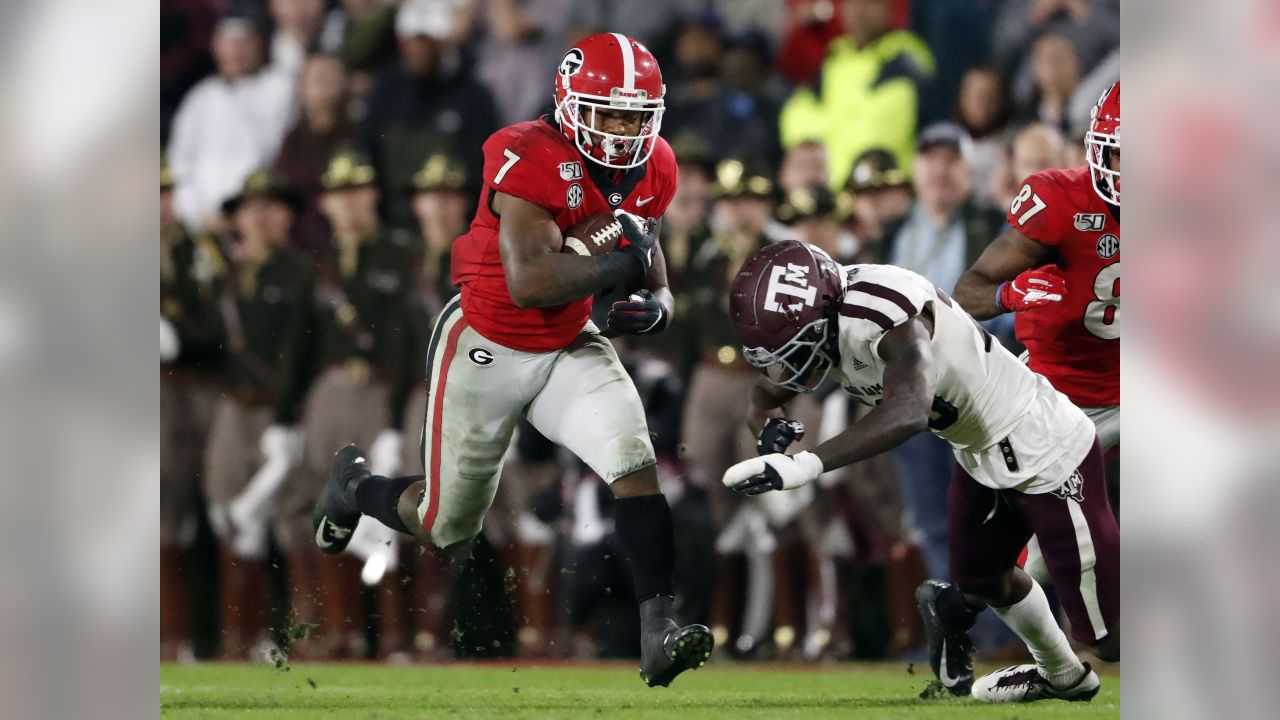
[161, 661, 1120, 719]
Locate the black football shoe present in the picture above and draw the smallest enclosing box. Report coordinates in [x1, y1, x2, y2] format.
[916, 580, 976, 696]
[638, 596, 714, 688]
[312, 444, 368, 555]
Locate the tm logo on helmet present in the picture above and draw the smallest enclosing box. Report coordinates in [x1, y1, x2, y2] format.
[764, 263, 817, 313]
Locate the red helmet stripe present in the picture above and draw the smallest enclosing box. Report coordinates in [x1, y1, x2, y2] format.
[610, 32, 635, 91]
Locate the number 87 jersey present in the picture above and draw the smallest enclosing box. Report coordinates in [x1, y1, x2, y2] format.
[1007, 165, 1119, 409]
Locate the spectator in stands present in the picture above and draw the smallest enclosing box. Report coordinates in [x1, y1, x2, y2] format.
[475, 0, 573, 126]
[882, 123, 1004, 583]
[992, 0, 1119, 92]
[778, 140, 830, 194]
[775, 0, 843, 87]
[317, 0, 401, 98]
[990, 122, 1069, 211]
[274, 54, 355, 253]
[269, 0, 328, 68]
[955, 65, 1013, 208]
[776, 185, 856, 262]
[410, 152, 470, 313]
[779, 0, 934, 189]
[357, 0, 498, 230]
[1016, 32, 1082, 135]
[565, 0, 686, 50]
[662, 13, 782, 169]
[161, 0, 221, 145]
[908, 0, 996, 125]
[168, 13, 300, 233]
[844, 148, 912, 258]
[708, 0, 786, 47]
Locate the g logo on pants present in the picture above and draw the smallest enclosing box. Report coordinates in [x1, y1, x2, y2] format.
[467, 346, 495, 367]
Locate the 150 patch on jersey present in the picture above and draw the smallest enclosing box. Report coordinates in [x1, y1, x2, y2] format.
[559, 161, 582, 181]
[1074, 213, 1106, 231]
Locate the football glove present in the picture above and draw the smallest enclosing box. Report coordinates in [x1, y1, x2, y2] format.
[757, 418, 806, 456]
[613, 209, 659, 275]
[997, 267, 1066, 312]
[605, 288, 670, 336]
[723, 451, 824, 495]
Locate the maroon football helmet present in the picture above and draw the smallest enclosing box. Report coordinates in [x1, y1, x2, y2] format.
[729, 240, 846, 392]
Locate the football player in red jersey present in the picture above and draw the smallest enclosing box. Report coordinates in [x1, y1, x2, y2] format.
[915, 81, 1121, 695]
[954, 81, 1120, 448]
[312, 33, 713, 686]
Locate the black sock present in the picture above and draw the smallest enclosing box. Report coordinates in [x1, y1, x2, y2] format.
[353, 474, 422, 535]
[937, 582, 980, 631]
[613, 493, 676, 604]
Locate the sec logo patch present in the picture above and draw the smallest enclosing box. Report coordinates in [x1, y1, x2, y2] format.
[1096, 234, 1119, 259]
[567, 183, 583, 209]
[467, 347, 495, 367]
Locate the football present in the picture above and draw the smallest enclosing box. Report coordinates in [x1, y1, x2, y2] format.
[561, 212, 623, 256]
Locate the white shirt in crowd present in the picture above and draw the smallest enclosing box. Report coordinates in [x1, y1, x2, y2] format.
[167, 41, 302, 231]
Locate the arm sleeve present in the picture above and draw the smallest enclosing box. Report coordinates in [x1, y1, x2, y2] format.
[1005, 171, 1067, 247]
[481, 130, 562, 212]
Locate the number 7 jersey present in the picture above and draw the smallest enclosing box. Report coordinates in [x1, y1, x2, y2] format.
[1007, 166, 1119, 408]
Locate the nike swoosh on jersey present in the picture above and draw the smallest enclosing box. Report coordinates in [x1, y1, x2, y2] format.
[635, 196, 655, 206]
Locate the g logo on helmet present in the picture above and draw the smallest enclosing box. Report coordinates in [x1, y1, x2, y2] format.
[558, 49, 584, 77]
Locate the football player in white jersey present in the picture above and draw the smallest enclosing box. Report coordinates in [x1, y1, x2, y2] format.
[722, 241, 1118, 703]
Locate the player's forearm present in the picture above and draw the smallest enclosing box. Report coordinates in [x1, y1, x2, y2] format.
[507, 251, 639, 308]
[811, 398, 929, 472]
[953, 270, 1005, 320]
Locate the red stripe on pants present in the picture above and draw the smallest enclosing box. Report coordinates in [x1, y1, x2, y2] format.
[423, 317, 469, 537]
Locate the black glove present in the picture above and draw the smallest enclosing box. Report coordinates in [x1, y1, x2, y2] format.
[605, 288, 670, 336]
[614, 209, 658, 276]
[756, 417, 806, 456]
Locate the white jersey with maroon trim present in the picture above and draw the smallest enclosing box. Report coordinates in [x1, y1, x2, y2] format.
[830, 264, 1095, 492]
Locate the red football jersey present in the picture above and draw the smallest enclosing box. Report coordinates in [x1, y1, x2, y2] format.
[1007, 165, 1119, 407]
[451, 117, 678, 352]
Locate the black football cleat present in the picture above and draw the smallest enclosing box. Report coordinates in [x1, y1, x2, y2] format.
[638, 596, 714, 688]
[312, 444, 368, 555]
[916, 580, 976, 696]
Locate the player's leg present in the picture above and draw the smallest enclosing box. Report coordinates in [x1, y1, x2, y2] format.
[314, 300, 523, 563]
[951, 452, 1109, 703]
[1024, 405, 1120, 584]
[1010, 439, 1120, 661]
[916, 465, 1023, 695]
[527, 329, 713, 687]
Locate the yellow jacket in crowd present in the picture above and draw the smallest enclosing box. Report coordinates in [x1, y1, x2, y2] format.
[780, 30, 935, 189]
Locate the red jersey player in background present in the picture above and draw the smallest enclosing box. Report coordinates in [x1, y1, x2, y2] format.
[915, 82, 1120, 696]
[953, 81, 1120, 450]
[312, 33, 714, 687]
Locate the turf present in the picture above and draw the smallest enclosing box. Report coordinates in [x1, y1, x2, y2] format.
[161, 661, 1119, 719]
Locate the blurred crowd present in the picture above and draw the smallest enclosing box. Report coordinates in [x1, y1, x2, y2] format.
[160, 0, 1119, 664]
